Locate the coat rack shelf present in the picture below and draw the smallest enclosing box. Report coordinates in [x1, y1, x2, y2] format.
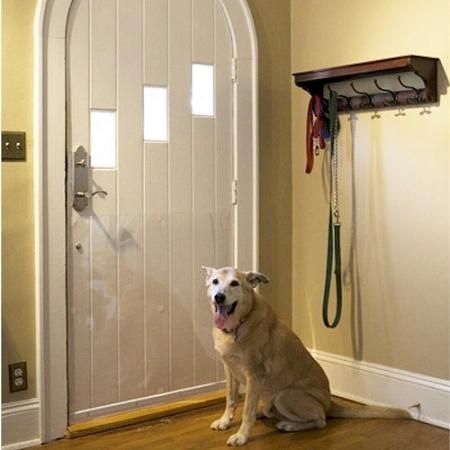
[293, 55, 440, 112]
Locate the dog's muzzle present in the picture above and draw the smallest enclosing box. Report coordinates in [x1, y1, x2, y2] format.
[213, 299, 238, 329]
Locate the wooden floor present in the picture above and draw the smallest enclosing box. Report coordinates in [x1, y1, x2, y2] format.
[34, 402, 449, 450]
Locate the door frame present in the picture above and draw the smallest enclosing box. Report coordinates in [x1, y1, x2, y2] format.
[35, 0, 259, 442]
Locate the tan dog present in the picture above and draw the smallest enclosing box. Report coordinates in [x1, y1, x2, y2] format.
[202, 266, 411, 446]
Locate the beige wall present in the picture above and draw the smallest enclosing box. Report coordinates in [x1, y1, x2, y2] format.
[2, 0, 37, 402]
[291, 0, 449, 379]
[247, 0, 292, 326]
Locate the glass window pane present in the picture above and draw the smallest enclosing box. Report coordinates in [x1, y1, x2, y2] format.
[90, 110, 116, 168]
[192, 64, 214, 116]
[144, 86, 168, 141]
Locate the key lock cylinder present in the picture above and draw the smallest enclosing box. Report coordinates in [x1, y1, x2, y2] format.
[71, 146, 108, 212]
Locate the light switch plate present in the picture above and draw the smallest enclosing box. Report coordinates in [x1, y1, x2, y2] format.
[2, 131, 26, 161]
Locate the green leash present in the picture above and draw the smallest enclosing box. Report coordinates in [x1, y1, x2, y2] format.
[322, 90, 343, 328]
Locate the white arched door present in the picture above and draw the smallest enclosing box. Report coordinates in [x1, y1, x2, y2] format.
[65, 0, 256, 423]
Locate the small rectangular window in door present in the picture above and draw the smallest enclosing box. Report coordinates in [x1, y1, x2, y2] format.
[192, 64, 214, 116]
[90, 110, 117, 168]
[144, 86, 168, 141]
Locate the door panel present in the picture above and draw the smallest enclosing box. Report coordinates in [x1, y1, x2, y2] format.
[193, 117, 217, 385]
[144, 0, 168, 86]
[144, 142, 170, 395]
[193, 0, 215, 63]
[90, 212, 118, 406]
[116, 0, 146, 402]
[167, 0, 195, 391]
[90, 0, 116, 109]
[67, 0, 237, 422]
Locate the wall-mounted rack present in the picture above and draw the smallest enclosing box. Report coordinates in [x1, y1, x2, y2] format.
[293, 55, 440, 112]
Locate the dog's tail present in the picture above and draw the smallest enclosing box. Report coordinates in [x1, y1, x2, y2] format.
[327, 398, 412, 420]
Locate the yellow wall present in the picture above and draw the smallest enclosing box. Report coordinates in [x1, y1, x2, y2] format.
[2, 0, 37, 402]
[291, 0, 449, 379]
[247, 0, 292, 326]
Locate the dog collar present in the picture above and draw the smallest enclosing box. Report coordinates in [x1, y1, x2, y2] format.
[222, 316, 247, 340]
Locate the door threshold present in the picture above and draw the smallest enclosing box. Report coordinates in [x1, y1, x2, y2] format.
[66, 390, 225, 439]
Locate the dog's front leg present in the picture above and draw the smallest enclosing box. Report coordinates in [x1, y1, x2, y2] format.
[227, 375, 262, 446]
[211, 365, 239, 430]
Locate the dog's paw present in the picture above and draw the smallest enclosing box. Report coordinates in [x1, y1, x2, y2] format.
[276, 420, 300, 432]
[226, 432, 247, 446]
[210, 417, 231, 431]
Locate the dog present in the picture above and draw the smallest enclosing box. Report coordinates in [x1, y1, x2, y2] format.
[202, 266, 411, 446]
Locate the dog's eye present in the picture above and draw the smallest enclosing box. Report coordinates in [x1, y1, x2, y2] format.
[212, 279, 219, 285]
[230, 280, 239, 287]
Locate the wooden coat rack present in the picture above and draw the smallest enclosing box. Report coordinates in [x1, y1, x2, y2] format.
[293, 55, 440, 112]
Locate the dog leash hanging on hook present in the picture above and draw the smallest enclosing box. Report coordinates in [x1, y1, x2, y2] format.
[305, 95, 329, 173]
[322, 90, 343, 328]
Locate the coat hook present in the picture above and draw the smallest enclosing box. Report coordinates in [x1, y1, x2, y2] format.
[327, 85, 351, 109]
[395, 107, 406, 117]
[373, 79, 396, 105]
[350, 82, 373, 108]
[397, 75, 421, 104]
[371, 110, 381, 119]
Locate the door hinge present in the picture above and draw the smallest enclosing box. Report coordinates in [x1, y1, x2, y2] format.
[231, 58, 238, 83]
[232, 179, 238, 205]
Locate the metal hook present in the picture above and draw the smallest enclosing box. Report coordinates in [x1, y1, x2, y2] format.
[397, 75, 421, 103]
[371, 110, 381, 120]
[395, 107, 406, 117]
[373, 79, 396, 105]
[327, 85, 351, 108]
[350, 82, 373, 108]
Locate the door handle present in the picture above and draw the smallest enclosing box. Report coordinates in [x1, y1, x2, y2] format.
[72, 146, 90, 211]
[71, 146, 108, 211]
[75, 190, 108, 199]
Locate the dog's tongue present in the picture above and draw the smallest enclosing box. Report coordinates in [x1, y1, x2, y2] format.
[214, 304, 229, 329]
[214, 311, 228, 329]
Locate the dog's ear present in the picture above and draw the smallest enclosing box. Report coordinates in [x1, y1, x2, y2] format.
[245, 271, 270, 288]
[201, 265, 216, 284]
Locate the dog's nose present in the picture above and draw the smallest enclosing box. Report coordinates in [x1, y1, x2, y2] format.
[214, 293, 226, 304]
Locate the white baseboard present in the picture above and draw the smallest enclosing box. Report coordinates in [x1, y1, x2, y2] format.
[310, 349, 450, 429]
[2, 440, 41, 450]
[1, 398, 41, 449]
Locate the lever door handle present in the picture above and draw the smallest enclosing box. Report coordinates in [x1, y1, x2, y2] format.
[75, 159, 86, 167]
[75, 190, 108, 199]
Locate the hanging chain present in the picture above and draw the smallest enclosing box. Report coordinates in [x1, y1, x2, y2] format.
[330, 94, 340, 224]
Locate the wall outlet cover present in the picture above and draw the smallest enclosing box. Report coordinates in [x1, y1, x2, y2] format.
[9, 361, 28, 393]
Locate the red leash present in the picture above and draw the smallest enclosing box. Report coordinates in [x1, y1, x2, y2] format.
[305, 95, 326, 173]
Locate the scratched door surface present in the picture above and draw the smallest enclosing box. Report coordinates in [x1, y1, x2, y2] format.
[66, 0, 239, 423]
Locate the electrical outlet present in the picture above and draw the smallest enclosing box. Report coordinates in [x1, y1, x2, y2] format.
[9, 362, 28, 393]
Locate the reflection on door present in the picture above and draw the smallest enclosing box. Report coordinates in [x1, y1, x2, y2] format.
[67, 0, 238, 423]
